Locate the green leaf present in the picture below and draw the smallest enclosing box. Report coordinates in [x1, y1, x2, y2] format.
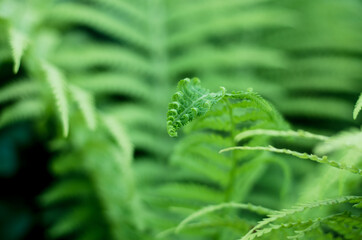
[240, 196, 362, 240]
[235, 129, 328, 142]
[353, 93, 362, 120]
[8, 27, 28, 73]
[176, 202, 274, 233]
[69, 85, 97, 130]
[0, 99, 44, 127]
[42, 62, 69, 137]
[220, 145, 362, 175]
[167, 78, 226, 137]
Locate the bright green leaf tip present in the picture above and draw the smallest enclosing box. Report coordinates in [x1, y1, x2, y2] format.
[353, 93, 362, 120]
[166, 78, 226, 137]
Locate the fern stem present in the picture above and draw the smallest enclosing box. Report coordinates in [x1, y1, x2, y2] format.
[223, 98, 239, 202]
[235, 129, 329, 142]
[175, 202, 274, 234]
[220, 146, 362, 175]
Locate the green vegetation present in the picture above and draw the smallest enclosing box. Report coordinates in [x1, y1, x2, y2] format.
[0, 0, 361, 239]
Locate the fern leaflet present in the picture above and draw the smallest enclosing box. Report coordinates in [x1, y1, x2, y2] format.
[42, 61, 69, 137]
[220, 145, 362, 175]
[353, 93, 362, 120]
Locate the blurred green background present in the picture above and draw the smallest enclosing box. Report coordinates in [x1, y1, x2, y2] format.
[0, 0, 361, 239]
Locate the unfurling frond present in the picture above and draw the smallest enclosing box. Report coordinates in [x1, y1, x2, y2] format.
[167, 78, 225, 137]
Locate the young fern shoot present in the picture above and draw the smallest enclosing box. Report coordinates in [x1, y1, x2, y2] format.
[167, 77, 283, 138]
[166, 78, 362, 240]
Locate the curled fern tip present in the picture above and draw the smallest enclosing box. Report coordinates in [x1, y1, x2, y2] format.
[167, 78, 226, 137]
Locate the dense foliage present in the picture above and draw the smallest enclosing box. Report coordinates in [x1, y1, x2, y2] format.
[0, 0, 361, 239]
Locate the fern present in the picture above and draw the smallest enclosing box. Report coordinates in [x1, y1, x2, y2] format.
[69, 85, 97, 130]
[50, 2, 148, 48]
[167, 78, 226, 137]
[235, 129, 328, 142]
[167, 77, 285, 137]
[0, 99, 44, 127]
[353, 93, 362, 120]
[240, 196, 361, 240]
[1, 0, 361, 239]
[164, 78, 362, 239]
[162, 78, 292, 239]
[0, 79, 40, 104]
[71, 73, 153, 102]
[42, 62, 69, 137]
[8, 27, 28, 73]
[52, 43, 152, 74]
[220, 145, 362, 175]
[176, 202, 274, 233]
[325, 212, 362, 240]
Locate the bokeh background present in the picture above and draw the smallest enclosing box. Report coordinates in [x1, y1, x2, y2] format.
[0, 0, 361, 239]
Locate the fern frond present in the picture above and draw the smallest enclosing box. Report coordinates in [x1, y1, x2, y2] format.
[41, 179, 91, 205]
[186, 145, 232, 169]
[262, 157, 292, 199]
[158, 218, 250, 239]
[130, 129, 172, 157]
[280, 76, 361, 94]
[314, 130, 362, 155]
[170, 46, 286, 74]
[176, 132, 232, 150]
[8, 27, 28, 73]
[244, 219, 313, 240]
[278, 97, 355, 123]
[226, 90, 286, 128]
[176, 202, 274, 233]
[168, 8, 294, 49]
[172, 154, 229, 187]
[88, 0, 146, 25]
[235, 129, 328, 142]
[49, 205, 95, 238]
[156, 183, 223, 205]
[232, 157, 268, 203]
[353, 93, 362, 120]
[220, 145, 362, 175]
[51, 3, 147, 49]
[168, 0, 268, 22]
[72, 73, 152, 102]
[42, 62, 69, 137]
[0, 99, 44, 127]
[51, 155, 83, 175]
[106, 104, 163, 131]
[101, 115, 133, 163]
[167, 78, 226, 137]
[53, 44, 152, 75]
[288, 221, 322, 239]
[69, 85, 97, 130]
[240, 196, 362, 240]
[326, 212, 362, 240]
[0, 79, 40, 104]
[188, 114, 232, 132]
